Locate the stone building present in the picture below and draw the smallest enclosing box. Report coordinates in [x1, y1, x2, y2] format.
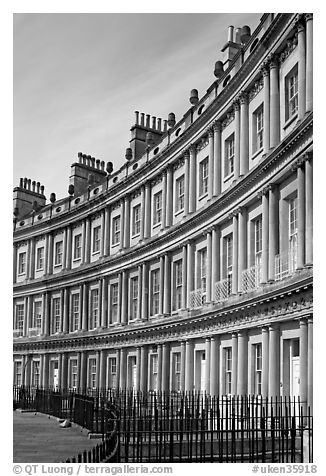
[13, 13, 313, 409]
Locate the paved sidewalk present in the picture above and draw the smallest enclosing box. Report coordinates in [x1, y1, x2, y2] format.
[13, 411, 101, 463]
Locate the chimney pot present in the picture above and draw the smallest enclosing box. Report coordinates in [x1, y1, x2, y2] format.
[96, 159, 100, 169]
[32, 181, 36, 192]
[157, 118, 162, 131]
[228, 25, 234, 43]
[23, 178, 28, 188]
[100, 161, 105, 171]
[19, 178, 23, 188]
[235, 27, 242, 44]
[152, 116, 156, 129]
[27, 179, 31, 190]
[190, 89, 199, 105]
[36, 182, 40, 193]
[163, 120, 168, 132]
[140, 113, 145, 126]
[146, 114, 150, 128]
[241, 25, 251, 44]
[168, 112, 176, 128]
[40, 185, 44, 195]
[135, 111, 139, 125]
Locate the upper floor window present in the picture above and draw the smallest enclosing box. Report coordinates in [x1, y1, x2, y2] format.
[132, 205, 141, 236]
[153, 192, 162, 226]
[253, 106, 264, 153]
[33, 301, 42, 330]
[224, 347, 232, 394]
[225, 134, 235, 177]
[89, 289, 99, 329]
[72, 293, 80, 331]
[18, 252, 26, 275]
[36, 247, 44, 270]
[52, 297, 61, 334]
[15, 304, 24, 333]
[198, 248, 207, 295]
[173, 260, 183, 311]
[175, 176, 185, 212]
[199, 158, 209, 196]
[151, 269, 160, 315]
[110, 283, 119, 323]
[74, 234, 82, 260]
[289, 198, 298, 270]
[92, 226, 101, 253]
[130, 276, 139, 320]
[54, 241, 63, 266]
[112, 216, 121, 245]
[285, 66, 298, 121]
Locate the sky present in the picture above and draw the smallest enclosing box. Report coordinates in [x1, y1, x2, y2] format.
[13, 13, 262, 199]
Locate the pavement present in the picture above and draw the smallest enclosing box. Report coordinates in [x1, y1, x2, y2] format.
[13, 410, 101, 463]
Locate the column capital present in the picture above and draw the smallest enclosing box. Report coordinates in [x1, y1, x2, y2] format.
[182, 148, 190, 158]
[305, 13, 313, 22]
[291, 157, 306, 171]
[207, 127, 214, 138]
[269, 322, 279, 331]
[238, 91, 249, 105]
[145, 181, 151, 190]
[261, 326, 269, 334]
[189, 143, 196, 154]
[265, 183, 277, 193]
[302, 150, 313, 162]
[268, 52, 279, 69]
[232, 98, 240, 111]
[295, 14, 306, 33]
[213, 120, 222, 132]
[299, 316, 308, 326]
[260, 60, 269, 76]
[238, 329, 247, 338]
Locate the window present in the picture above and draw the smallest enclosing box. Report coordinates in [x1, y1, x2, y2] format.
[153, 192, 162, 226]
[72, 293, 80, 331]
[32, 361, 40, 387]
[225, 347, 232, 394]
[111, 283, 119, 323]
[89, 289, 99, 329]
[130, 277, 139, 320]
[15, 304, 24, 335]
[70, 359, 78, 389]
[92, 226, 101, 253]
[174, 260, 183, 311]
[254, 343, 262, 395]
[36, 247, 44, 270]
[289, 198, 298, 270]
[14, 361, 22, 386]
[151, 354, 158, 390]
[88, 358, 97, 389]
[112, 216, 121, 245]
[174, 353, 181, 391]
[253, 106, 264, 152]
[18, 252, 26, 275]
[151, 269, 160, 315]
[198, 249, 207, 295]
[225, 235, 233, 295]
[175, 176, 185, 212]
[132, 205, 141, 236]
[52, 297, 61, 334]
[74, 234, 82, 260]
[199, 158, 209, 196]
[54, 241, 63, 266]
[225, 135, 235, 176]
[33, 301, 42, 330]
[286, 66, 298, 120]
[109, 357, 117, 388]
[254, 217, 262, 283]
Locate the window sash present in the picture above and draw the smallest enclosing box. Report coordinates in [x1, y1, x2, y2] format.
[18, 253, 26, 274]
[72, 294, 80, 331]
[225, 137, 235, 175]
[132, 205, 141, 236]
[112, 217, 121, 245]
[93, 227, 101, 253]
[15, 304, 24, 330]
[90, 289, 99, 329]
[288, 74, 298, 117]
[153, 193, 162, 225]
[176, 176, 185, 211]
[255, 218, 262, 255]
[33, 302, 42, 329]
[73, 234, 82, 259]
[36, 247, 44, 270]
[55, 241, 63, 265]
[199, 159, 209, 196]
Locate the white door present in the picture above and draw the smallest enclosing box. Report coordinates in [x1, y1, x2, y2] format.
[291, 357, 300, 397]
[132, 362, 137, 390]
[200, 353, 206, 392]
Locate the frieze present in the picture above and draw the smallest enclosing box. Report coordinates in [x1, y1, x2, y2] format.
[222, 110, 235, 129]
[172, 157, 185, 171]
[131, 189, 141, 200]
[279, 33, 298, 64]
[248, 77, 264, 102]
[196, 136, 209, 152]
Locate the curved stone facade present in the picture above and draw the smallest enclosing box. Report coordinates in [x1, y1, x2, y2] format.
[13, 13, 313, 407]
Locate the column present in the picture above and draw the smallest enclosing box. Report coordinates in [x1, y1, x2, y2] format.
[186, 241, 195, 307]
[123, 195, 130, 248]
[140, 185, 145, 241]
[231, 333, 238, 395]
[141, 262, 149, 320]
[47, 233, 53, 275]
[157, 344, 163, 392]
[237, 331, 248, 395]
[84, 218, 91, 264]
[206, 230, 212, 302]
[210, 336, 219, 396]
[299, 318, 308, 408]
[297, 16, 306, 120]
[166, 166, 173, 227]
[120, 270, 128, 325]
[297, 160, 305, 269]
[262, 327, 269, 398]
[307, 317, 313, 411]
[163, 253, 171, 314]
[239, 92, 249, 176]
[100, 209, 106, 257]
[144, 182, 151, 239]
[27, 295, 32, 334]
[189, 145, 196, 213]
[137, 265, 142, 320]
[99, 350, 106, 389]
[119, 349, 127, 390]
[183, 151, 190, 216]
[204, 338, 211, 394]
[80, 351, 87, 392]
[269, 54, 280, 148]
[43, 292, 50, 336]
[185, 340, 194, 391]
[61, 353, 68, 389]
[24, 355, 31, 386]
[305, 14, 313, 113]
[66, 225, 72, 270]
[101, 277, 108, 327]
[159, 255, 164, 315]
[262, 63, 270, 154]
[62, 288, 69, 333]
[261, 189, 269, 283]
[29, 238, 36, 279]
[305, 153, 313, 265]
[76, 353, 81, 390]
[231, 213, 238, 294]
[238, 208, 247, 292]
[140, 346, 148, 392]
[42, 354, 49, 388]
[136, 347, 141, 391]
[162, 343, 170, 391]
[82, 283, 88, 330]
[182, 245, 187, 309]
[180, 341, 186, 391]
[103, 206, 111, 257]
[119, 199, 125, 251]
[208, 128, 214, 200]
[268, 324, 280, 398]
[161, 170, 167, 230]
[211, 226, 220, 301]
[268, 184, 278, 281]
[233, 100, 240, 180]
[213, 121, 222, 196]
